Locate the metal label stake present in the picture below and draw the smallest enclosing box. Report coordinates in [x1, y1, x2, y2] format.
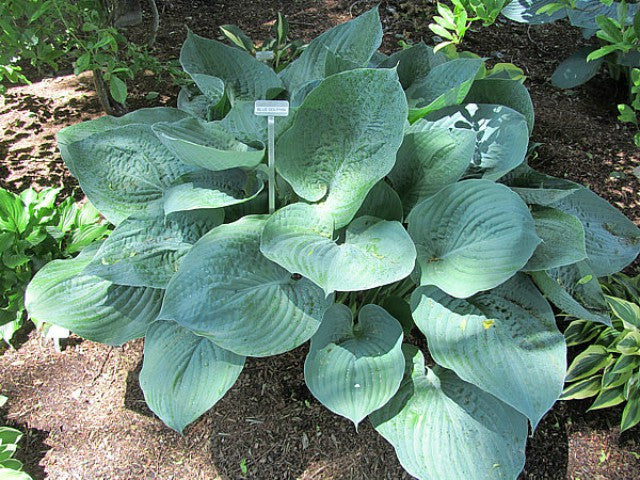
[254, 100, 289, 214]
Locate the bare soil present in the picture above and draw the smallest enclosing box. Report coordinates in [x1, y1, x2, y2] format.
[1, 1, 640, 479]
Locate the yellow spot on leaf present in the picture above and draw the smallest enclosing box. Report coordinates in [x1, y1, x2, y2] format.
[482, 320, 495, 330]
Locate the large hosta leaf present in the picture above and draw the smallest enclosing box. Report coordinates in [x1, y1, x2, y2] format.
[276, 68, 407, 228]
[370, 345, 528, 480]
[407, 179, 540, 298]
[163, 169, 263, 215]
[57, 107, 190, 153]
[304, 304, 404, 426]
[551, 188, 640, 277]
[531, 261, 611, 325]
[140, 320, 245, 433]
[278, 7, 382, 99]
[153, 117, 265, 171]
[160, 215, 333, 357]
[406, 58, 483, 123]
[84, 208, 224, 288]
[424, 103, 529, 180]
[524, 206, 587, 271]
[552, 47, 603, 89]
[180, 30, 283, 101]
[25, 245, 163, 345]
[465, 78, 535, 133]
[388, 125, 476, 212]
[63, 124, 197, 225]
[500, 163, 580, 205]
[411, 274, 566, 427]
[260, 203, 417, 295]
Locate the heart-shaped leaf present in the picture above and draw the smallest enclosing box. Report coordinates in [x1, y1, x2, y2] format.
[180, 30, 284, 101]
[160, 215, 333, 357]
[370, 345, 528, 480]
[140, 320, 245, 433]
[377, 42, 446, 90]
[411, 274, 566, 427]
[407, 179, 540, 298]
[500, 163, 581, 206]
[25, 245, 163, 345]
[354, 180, 403, 222]
[275, 68, 407, 228]
[304, 304, 404, 426]
[260, 203, 417, 295]
[62, 124, 198, 225]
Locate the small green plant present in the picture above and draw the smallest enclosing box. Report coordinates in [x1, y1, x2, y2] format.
[219, 13, 305, 72]
[563, 273, 640, 432]
[0, 0, 173, 113]
[0, 396, 33, 480]
[617, 67, 640, 145]
[25, 8, 640, 479]
[0, 186, 109, 344]
[430, 0, 511, 51]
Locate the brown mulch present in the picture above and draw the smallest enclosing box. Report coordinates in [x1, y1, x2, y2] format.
[1, 0, 640, 479]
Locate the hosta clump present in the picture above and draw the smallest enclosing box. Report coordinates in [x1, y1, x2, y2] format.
[26, 7, 640, 479]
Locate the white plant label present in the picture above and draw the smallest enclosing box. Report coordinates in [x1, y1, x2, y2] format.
[254, 100, 290, 214]
[255, 50, 275, 61]
[254, 100, 289, 117]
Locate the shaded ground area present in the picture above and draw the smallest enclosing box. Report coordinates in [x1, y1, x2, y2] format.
[1, 0, 640, 479]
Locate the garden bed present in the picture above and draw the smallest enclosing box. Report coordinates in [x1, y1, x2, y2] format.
[1, 1, 639, 479]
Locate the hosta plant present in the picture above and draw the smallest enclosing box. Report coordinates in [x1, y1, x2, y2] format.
[563, 273, 640, 431]
[26, 8, 640, 479]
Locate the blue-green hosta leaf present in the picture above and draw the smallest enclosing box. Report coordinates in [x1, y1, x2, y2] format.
[406, 58, 483, 123]
[552, 47, 603, 89]
[407, 179, 540, 298]
[177, 87, 211, 119]
[276, 68, 407, 228]
[188, 74, 225, 103]
[370, 345, 528, 480]
[163, 169, 263, 215]
[424, 103, 529, 180]
[63, 124, 198, 225]
[411, 274, 566, 427]
[388, 126, 476, 212]
[568, 0, 639, 30]
[500, 163, 581, 205]
[260, 203, 417, 295]
[140, 320, 244, 434]
[465, 78, 535, 133]
[84, 208, 223, 288]
[378, 42, 446, 90]
[152, 117, 265, 171]
[279, 7, 382, 99]
[551, 188, 640, 276]
[220, 100, 296, 146]
[57, 107, 190, 153]
[25, 245, 163, 345]
[354, 180, 403, 222]
[501, 0, 568, 24]
[160, 215, 333, 357]
[304, 304, 404, 426]
[180, 30, 283, 101]
[524, 206, 587, 271]
[531, 261, 611, 325]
